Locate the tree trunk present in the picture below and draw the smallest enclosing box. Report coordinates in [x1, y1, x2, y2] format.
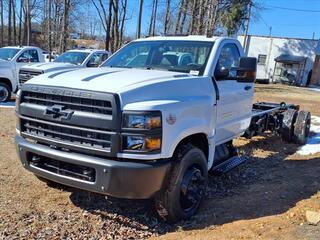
[106, 0, 113, 50]
[60, 0, 70, 53]
[119, 0, 127, 46]
[19, 0, 23, 45]
[164, 0, 170, 34]
[12, 0, 17, 45]
[152, 0, 157, 35]
[148, 0, 155, 36]
[179, 0, 188, 34]
[0, 0, 3, 47]
[189, 0, 198, 34]
[8, 0, 12, 45]
[175, 0, 184, 34]
[25, 0, 31, 45]
[48, 0, 52, 61]
[198, 0, 207, 35]
[112, 0, 119, 50]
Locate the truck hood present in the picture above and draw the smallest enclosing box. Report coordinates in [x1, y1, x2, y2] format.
[0, 60, 12, 68]
[21, 62, 81, 72]
[25, 67, 193, 93]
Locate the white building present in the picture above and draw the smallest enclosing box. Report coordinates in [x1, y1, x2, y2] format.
[238, 35, 320, 86]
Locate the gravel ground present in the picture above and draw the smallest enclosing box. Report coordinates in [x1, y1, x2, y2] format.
[0, 84, 320, 239]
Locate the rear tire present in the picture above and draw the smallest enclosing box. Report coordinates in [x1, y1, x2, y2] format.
[281, 109, 298, 143]
[0, 82, 11, 102]
[293, 111, 311, 145]
[155, 144, 208, 222]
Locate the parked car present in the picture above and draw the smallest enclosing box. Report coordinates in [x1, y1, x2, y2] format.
[18, 49, 111, 85]
[0, 46, 44, 102]
[42, 51, 58, 62]
[15, 36, 311, 221]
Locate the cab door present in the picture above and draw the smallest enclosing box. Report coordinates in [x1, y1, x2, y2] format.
[15, 49, 40, 78]
[213, 42, 254, 145]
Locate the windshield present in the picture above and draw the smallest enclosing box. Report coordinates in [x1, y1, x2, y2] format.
[0, 48, 20, 61]
[102, 40, 214, 75]
[54, 51, 90, 65]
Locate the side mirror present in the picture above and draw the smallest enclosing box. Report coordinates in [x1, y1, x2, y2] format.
[236, 57, 257, 82]
[215, 67, 229, 80]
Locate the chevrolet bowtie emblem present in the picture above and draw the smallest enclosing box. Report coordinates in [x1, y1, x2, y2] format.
[44, 104, 74, 120]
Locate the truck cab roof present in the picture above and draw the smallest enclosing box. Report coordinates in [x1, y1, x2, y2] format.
[134, 35, 233, 43]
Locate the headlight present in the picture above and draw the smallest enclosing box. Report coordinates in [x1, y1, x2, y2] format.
[122, 112, 161, 130]
[15, 89, 21, 113]
[122, 111, 162, 153]
[15, 90, 22, 131]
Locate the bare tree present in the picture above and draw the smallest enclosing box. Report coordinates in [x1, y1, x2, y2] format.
[111, 0, 119, 51]
[164, 0, 170, 35]
[8, 0, 12, 45]
[18, 0, 23, 45]
[60, 0, 71, 52]
[119, 0, 127, 45]
[48, 0, 52, 60]
[12, 0, 17, 45]
[148, 0, 158, 36]
[0, 0, 3, 46]
[23, 0, 32, 45]
[92, 0, 113, 50]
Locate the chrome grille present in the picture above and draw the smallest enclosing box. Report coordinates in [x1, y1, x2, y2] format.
[22, 91, 112, 115]
[19, 70, 43, 84]
[18, 85, 120, 156]
[21, 118, 112, 152]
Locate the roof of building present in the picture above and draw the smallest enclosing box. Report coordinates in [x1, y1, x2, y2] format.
[239, 34, 319, 43]
[135, 35, 233, 42]
[275, 54, 307, 63]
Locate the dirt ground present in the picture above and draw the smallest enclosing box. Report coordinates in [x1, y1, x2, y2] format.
[0, 84, 319, 239]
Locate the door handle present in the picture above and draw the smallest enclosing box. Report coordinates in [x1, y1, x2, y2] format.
[244, 85, 252, 91]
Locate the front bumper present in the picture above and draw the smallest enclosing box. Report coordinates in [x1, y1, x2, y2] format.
[16, 134, 171, 199]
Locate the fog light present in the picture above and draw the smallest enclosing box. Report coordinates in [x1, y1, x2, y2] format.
[124, 136, 161, 152]
[145, 137, 161, 150]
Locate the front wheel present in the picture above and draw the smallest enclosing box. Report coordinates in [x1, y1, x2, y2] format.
[0, 82, 11, 102]
[155, 144, 208, 222]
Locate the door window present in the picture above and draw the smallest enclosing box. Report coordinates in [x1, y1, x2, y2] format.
[87, 53, 109, 67]
[215, 43, 240, 79]
[17, 50, 39, 63]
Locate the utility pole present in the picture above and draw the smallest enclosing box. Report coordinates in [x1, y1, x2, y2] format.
[269, 26, 272, 37]
[242, 2, 252, 52]
[136, 0, 143, 39]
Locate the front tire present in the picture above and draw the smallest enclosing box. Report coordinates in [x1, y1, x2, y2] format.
[0, 82, 11, 102]
[155, 144, 208, 222]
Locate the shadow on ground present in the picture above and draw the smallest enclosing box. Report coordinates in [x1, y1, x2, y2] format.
[61, 134, 320, 235]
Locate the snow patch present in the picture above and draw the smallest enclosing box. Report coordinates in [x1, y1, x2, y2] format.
[297, 116, 320, 155]
[0, 102, 15, 108]
[308, 87, 320, 93]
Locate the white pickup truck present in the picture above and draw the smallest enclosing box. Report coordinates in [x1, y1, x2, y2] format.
[15, 36, 311, 221]
[19, 49, 111, 85]
[0, 46, 44, 102]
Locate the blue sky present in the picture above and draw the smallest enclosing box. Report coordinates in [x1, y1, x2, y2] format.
[123, 0, 320, 40]
[250, 0, 320, 39]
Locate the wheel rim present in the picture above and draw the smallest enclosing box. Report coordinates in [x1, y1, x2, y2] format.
[0, 86, 9, 102]
[180, 166, 205, 213]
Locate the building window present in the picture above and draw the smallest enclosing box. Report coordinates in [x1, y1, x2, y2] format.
[258, 54, 267, 65]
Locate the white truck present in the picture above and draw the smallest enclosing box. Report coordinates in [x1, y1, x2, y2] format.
[0, 46, 44, 102]
[15, 36, 311, 221]
[19, 49, 111, 85]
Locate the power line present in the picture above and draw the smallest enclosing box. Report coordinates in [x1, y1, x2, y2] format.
[266, 4, 320, 13]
